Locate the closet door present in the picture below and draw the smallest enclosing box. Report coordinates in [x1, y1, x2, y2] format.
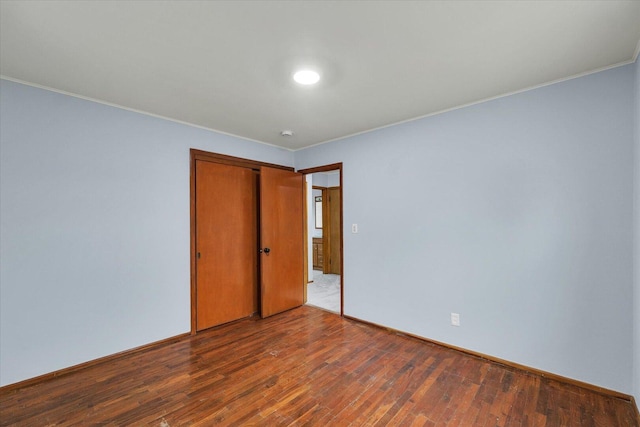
[195, 161, 258, 330]
[260, 167, 304, 317]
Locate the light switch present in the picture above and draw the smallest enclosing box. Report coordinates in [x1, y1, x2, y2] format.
[451, 313, 460, 327]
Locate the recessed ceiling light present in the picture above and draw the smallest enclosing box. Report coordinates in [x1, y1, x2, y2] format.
[293, 70, 320, 85]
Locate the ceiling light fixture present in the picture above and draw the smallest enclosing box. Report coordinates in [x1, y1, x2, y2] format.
[293, 70, 320, 85]
[281, 130, 293, 137]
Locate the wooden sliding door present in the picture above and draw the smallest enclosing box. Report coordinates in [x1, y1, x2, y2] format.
[260, 167, 304, 318]
[191, 151, 305, 331]
[195, 160, 258, 331]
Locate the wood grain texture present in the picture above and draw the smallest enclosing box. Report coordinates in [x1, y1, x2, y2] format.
[195, 161, 258, 330]
[259, 167, 304, 318]
[302, 179, 308, 302]
[344, 314, 633, 402]
[1, 306, 636, 426]
[312, 237, 323, 270]
[0, 333, 190, 394]
[327, 186, 341, 274]
[190, 149, 293, 333]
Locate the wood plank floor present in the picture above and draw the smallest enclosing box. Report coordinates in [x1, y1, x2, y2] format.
[1, 306, 637, 426]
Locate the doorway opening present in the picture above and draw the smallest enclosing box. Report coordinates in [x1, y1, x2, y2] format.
[299, 164, 343, 315]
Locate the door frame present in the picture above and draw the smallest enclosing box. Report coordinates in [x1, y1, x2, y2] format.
[190, 149, 293, 334]
[298, 163, 344, 315]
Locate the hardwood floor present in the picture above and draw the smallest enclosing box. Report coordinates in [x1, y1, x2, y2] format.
[1, 306, 637, 426]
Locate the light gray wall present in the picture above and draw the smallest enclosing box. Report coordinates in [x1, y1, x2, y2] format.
[312, 172, 340, 188]
[295, 64, 635, 394]
[327, 171, 340, 188]
[633, 56, 640, 404]
[312, 173, 328, 188]
[0, 79, 293, 387]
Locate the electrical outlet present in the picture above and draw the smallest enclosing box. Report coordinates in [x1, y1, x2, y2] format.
[352, 224, 358, 233]
[451, 313, 460, 327]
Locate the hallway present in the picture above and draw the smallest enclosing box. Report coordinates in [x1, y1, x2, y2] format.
[306, 270, 340, 313]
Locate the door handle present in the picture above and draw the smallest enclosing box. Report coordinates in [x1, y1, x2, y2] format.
[263, 247, 270, 254]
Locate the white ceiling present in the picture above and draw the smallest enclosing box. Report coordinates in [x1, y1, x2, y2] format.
[1, 1, 639, 150]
